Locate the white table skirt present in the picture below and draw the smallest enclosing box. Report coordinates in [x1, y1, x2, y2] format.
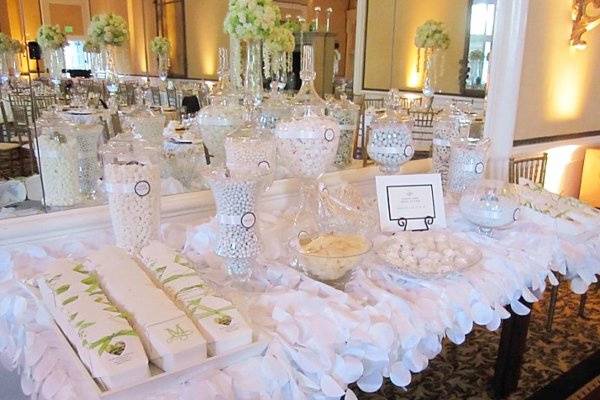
[0, 197, 598, 400]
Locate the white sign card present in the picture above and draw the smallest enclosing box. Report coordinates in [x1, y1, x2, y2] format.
[375, 173, 447, 232]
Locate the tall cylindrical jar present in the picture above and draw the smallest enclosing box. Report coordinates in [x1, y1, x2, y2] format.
[37, 131, 81, 207]
[432, 110, 471, 188]
[101, 138, 161, 253]
[205, 168, 260, 281]
[367, 89, 414, 174]
[225, 124, 276, 187]
[71, 123, 104, 198]
[326, 94, 359, 168]
[447, 137, 491, 194]
[122, 109, 166, 145]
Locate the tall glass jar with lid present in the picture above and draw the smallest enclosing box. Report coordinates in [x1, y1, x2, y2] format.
[274, 45, 340, 233]
[326, 93, 359, 168]
[432, 106, 471, 188]
[366, 89, 414, 174]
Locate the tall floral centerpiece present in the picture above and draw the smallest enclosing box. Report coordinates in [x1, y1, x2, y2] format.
[88, 13, 128, 100]
[468, 49, 484, 87]
[8, 38, 24, 79]
[263, 24, 295, 91]
[150, 36, 171, 82]
[37, 25, 68, 87]
[414, 20, 450, 98]
[224, 0, 280, 104]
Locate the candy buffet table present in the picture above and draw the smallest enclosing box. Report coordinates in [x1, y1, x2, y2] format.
[1, 161, 599, 400]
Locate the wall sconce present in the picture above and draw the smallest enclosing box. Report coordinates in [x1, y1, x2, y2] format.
[570, 0, 600, 49]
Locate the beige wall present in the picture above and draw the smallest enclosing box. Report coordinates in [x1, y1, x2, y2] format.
[184, 0, 229, 80]
[364, 0, 468, 93]
[514, 0, 600, 140]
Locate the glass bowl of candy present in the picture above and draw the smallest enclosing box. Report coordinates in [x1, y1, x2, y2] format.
[289, 231, 372, 288]
[459, 180, 520, 236]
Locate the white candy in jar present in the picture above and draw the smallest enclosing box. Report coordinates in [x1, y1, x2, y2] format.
[37, 133, 82, 207]
[128, 114, 166, 144]
[163, 141, 204, 188]
[447, 138, 491, 194]
[73, 124, 103, 197]
[327, 106, 358, 168]
[274, 116, 340, 179]
[198, 118, 239, 166]
[367, 121, 414, 174]
[104, 163, 161, 252]
[432, 115, 469, 187]
[224, 134, 276, 181]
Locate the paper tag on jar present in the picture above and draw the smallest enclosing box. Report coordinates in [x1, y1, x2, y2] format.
[375, 173, 447, 232]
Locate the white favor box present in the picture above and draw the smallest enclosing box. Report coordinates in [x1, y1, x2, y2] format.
[37, 259, 151, 390]
[139, 242, 253, 356]
[86, 247, 208, 371]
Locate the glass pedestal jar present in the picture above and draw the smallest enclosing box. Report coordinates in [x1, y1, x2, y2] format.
[163, 140, 204, 188]
[447, 137, 491, 194]
[123, 109, 166, 145]
[205, 168, 261, 281]
[37, 131, 81, 207]
[225, 124, 276, 187]
[101, 138, 161, 253]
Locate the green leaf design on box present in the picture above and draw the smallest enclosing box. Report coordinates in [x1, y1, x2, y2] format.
[187, 299, 235, 325]
[62, 295, 79, 305]
[47, 273, 62, 285]
[162, 272, 198, 285]
[166, 323, 193, 343]
[174, 254, 190, 267]
[69, 312, 78, 321]
[176, 283, 207, 297]
[154, 265, 167, 280]
[72, 264, 89, 274]
[54, 284, 70, 295]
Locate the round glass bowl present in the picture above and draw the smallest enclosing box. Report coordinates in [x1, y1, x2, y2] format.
[289, 232, 372, 288]
[459, 180, 520, 236]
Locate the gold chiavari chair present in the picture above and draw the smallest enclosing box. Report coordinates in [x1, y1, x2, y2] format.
[409, 108, 438, 159]
[8, 104, 35, 174]
[0, 102, 23, 176]
[33, 94, 57, 120]
[400, 96, 423, 110]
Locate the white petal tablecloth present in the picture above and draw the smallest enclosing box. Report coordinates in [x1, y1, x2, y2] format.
[0, 200, 599, 400]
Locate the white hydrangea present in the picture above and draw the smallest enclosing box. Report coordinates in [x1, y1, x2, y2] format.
[224, 0, 280, 41]
[36, 25, 67, 50]
[414, 20, 450, 50]
[88, 13, 129, 47]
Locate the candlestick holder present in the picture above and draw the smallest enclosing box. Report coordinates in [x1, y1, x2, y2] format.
[326, 8, 333, 32]
[313, 7, 321, 31]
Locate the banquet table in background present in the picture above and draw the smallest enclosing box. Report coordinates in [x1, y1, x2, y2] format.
[0, 168, 598, 400]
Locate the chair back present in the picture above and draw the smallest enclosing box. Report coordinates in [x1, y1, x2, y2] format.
[166, 88, 178, 108]
[363, 97, 385, 110]
[33, 95, 57, 119]
[409, 109, 438, 156]
[400, 96, 423, 110]
[150, 87, 161, 106]
[508, 153, 548, 186]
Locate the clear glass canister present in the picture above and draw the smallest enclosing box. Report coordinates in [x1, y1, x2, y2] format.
[432, 108, 471, 188]
[37, 130, 82, 207]
[259, 82, 292, 130]
[447, 137, 492, 194]
[69, 122, 105, 198]
[196, 94, 244, 166]
[224, 123, 276, 187]
[366, 89, 414, 174]
[327, 94, 359, 168]
[163, 139, 205, 189]
[205, 168, 261, 281]
[101, 137, 161, 253]
[274, 45, 340, 180]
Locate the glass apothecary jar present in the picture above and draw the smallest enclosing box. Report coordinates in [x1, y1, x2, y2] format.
[37, 131, 82, 208]
[163, 139, 205, 189]
[196, 94, 244, 166]
[327, 94, 359, 168]
[274, 45, 340, 233]
[259, 82, 292, 130]
[432, 108, 471, 188]
[70, 123, 105, 199]
[224, 123, 276, 187]
[366, 89, 414, 174]
[447, 137, 491, 194]
[101, 137, 161, 253]
[122, 108, 166, 145]
[204, 168, 261, 281]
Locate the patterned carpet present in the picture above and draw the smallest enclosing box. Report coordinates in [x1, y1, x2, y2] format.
[353, 283, 600, 400]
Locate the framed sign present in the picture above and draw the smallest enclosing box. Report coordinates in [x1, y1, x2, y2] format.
[376, 173, 447, 232]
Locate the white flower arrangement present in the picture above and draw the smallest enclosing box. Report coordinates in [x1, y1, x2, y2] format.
[88, 13, 129, 47]
[224, 0, 280, 41]
[414, 20, 450, 50]
[469, 49, 484, 62]
[83, 38, 101, 53]
[263, 24, 295, 78]
[150, 36, 170, 56]
[36, 25, 67, 50]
